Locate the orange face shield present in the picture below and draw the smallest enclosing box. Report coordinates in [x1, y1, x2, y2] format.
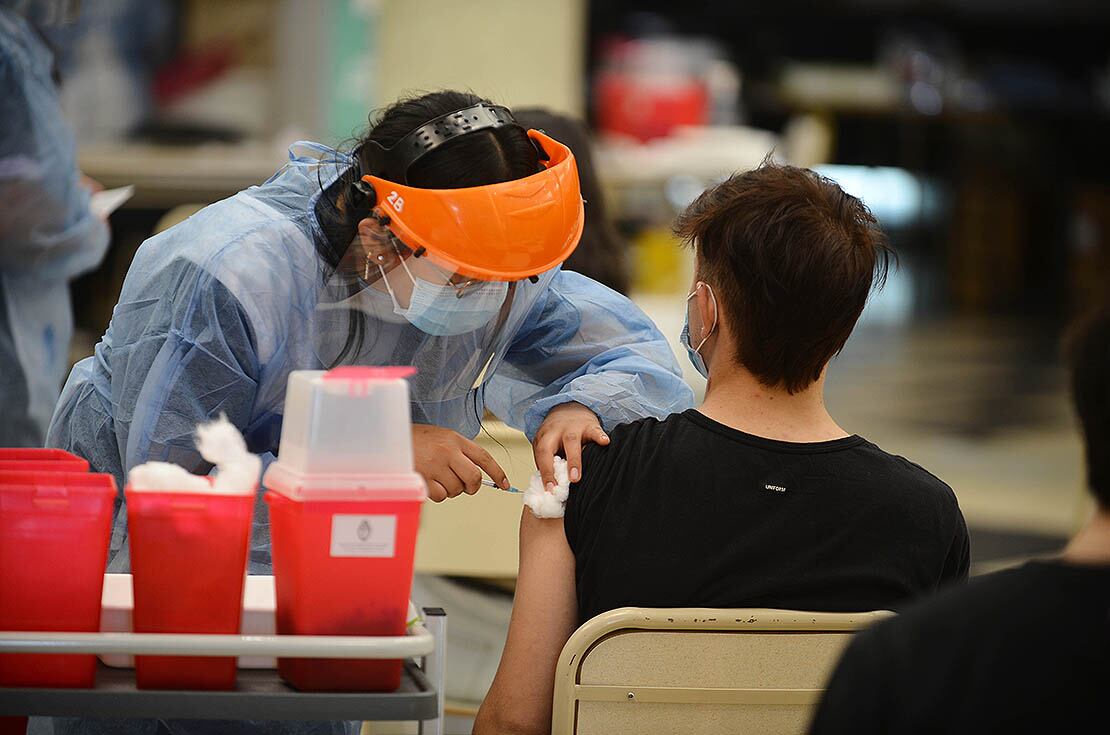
[358, 105, 585, 282]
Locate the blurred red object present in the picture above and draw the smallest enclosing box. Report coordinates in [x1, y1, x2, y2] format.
[152, 42, 236, 107]
[593, 37, 709, 142]
[594, 72, 708, 141]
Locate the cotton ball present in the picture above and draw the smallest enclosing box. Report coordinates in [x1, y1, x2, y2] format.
[128, 461, 210, 492]
[210, 456, 261, 494]
[524, 456, 571, 519]
[195, 414, 248, 466]
[128, 416, 260, 495]
[196, 414, 261, 494]
[525, 487, 566, 518]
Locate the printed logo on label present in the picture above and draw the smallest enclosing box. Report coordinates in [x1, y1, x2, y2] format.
[331, 514, 396, 558]
[764, 484, 787, 493]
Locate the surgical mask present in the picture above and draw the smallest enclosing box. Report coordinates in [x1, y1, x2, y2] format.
[680, 283, 717, 378]
[379, 258, 508, 337]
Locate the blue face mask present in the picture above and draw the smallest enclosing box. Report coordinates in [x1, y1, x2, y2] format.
[379, 259, 508, 337]
[680, 283, 717, 378]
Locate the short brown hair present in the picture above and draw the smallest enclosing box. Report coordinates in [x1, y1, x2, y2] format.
[675, 161, 892, 393]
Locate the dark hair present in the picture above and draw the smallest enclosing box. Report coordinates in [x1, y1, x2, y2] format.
[1064, 304, 1110, 508]
[674, 160, 893, 393]
[314, 91, 541, 365]
[357, 90, 539, 189]
[515, 108, 630, 294]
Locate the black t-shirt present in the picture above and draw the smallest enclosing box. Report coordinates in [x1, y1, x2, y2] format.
[564, 410, 969, 624]
[811, 560, 1110, 734]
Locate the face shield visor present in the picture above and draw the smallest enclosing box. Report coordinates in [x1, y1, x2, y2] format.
[313, 104, 583, 406]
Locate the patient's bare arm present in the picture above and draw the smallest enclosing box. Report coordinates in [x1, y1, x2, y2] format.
[475, 509, 579, 735]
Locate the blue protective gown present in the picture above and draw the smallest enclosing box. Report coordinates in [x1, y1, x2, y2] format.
[46, 141, 694, 578]
[0, 6, 109, 446]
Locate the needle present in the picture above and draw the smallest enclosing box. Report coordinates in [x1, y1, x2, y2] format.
[481, 479, 523, 494]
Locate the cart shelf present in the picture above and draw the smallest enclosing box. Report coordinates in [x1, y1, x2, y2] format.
[0, 607, 447, 732]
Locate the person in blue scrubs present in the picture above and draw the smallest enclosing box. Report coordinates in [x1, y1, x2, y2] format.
[48, 91, 693, 588]
[0, 0, 109, 447]
[46, 92, 691, 735]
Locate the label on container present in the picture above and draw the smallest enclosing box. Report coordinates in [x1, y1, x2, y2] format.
[330, 514, 396, 558]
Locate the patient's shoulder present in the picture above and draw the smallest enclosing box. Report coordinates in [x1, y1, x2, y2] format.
[855, 440, 959, 505]
[580, 411, 681, 480]
[565, 412, 683, 544]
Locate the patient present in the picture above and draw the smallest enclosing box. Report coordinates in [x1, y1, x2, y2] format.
[474, 162, 970, 734]
[810, 304, 1110, 734]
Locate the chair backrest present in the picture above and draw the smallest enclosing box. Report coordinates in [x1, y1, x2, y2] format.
[551, 607, 892, 735]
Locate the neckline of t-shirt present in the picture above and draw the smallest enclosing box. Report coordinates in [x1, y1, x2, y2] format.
[681, 409, 866, 454]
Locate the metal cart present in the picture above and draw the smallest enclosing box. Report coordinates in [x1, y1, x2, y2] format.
[0, 608, 447, 734]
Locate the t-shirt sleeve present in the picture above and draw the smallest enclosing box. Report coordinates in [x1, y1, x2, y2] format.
[810, 626, 889, 735]
[563, 441, 603, 554]
[563, 427, 631, 557]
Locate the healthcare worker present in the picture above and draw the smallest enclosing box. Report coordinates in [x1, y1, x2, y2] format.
[1, 0, 109, 447]
[47, 91, 693, 584]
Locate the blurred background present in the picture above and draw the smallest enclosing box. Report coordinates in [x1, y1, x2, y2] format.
[29, 0, 1110, 727]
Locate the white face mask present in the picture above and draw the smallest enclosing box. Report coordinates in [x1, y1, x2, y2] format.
[379, 258, 508, 336]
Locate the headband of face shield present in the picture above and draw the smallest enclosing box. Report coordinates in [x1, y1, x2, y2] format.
[355, 103, 586, 285]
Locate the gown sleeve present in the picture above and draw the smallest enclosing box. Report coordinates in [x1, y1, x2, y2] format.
[0, 13, 109, 278]
[485, 271, 694, 439]
[48, 255, 262, 487]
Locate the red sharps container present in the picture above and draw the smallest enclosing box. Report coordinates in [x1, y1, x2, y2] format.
[264, 367, 426, 691]
[0, 448, 90, 473]
[0, 470, 114, 688]
[125, 471, 255, 690]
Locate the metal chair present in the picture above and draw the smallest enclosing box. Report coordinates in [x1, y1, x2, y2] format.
[551, 607, 892, 735]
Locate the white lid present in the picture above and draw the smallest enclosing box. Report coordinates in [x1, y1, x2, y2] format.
[263, 461, 427, 502]
[277, 367, 417, 476]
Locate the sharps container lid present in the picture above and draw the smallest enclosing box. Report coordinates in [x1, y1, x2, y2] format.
[274, 366, 418, 478]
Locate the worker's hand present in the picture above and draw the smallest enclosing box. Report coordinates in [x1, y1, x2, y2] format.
[532, 402, 610, 491]
[413, 424, 509, 502]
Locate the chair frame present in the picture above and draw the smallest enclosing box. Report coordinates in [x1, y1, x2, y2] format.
[551, 607, 892, 734]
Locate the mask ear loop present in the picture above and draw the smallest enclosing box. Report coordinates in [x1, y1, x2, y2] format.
[396, 249, 418, 287]
[369, 239, 419, 308]
[376, 263, 400, 302]
[364, 251, 378, 281]
[692, 282, 718, 353]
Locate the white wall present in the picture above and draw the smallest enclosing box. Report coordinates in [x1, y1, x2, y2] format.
[377, 0, 586, 115]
